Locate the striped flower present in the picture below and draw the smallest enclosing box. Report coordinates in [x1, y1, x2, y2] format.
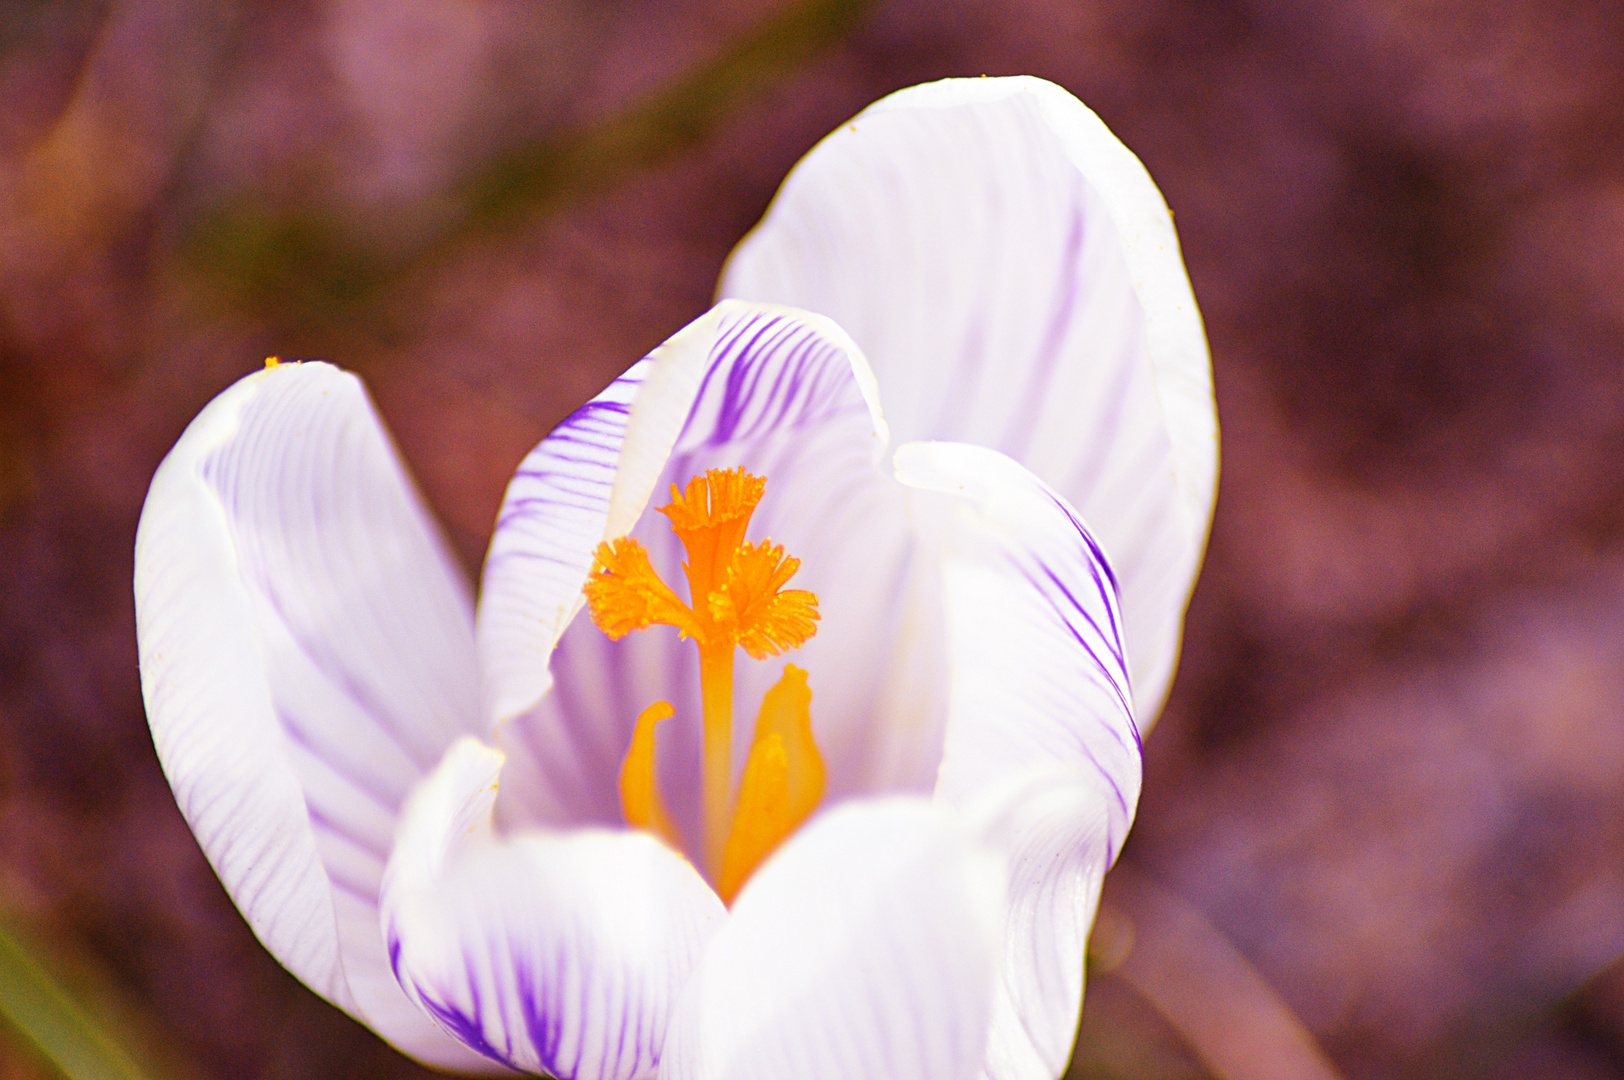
[135, 77, 1215, 1080]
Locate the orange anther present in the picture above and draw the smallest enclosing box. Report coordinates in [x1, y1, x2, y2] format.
[619, 701, 679, 848]
[718, 666, 825, 904]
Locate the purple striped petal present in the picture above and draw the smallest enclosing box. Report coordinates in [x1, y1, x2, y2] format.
[659, 797, 1003, 1080]
[893, 439, 1140, 1080]
[380, 739, 724, 1080]
[134, 362, 493, 1070]
[477, 355, 651, 730]
[487, 302, 927, 842]
[721, 75, 1216, 727]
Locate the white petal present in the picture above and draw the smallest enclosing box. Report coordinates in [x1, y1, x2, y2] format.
[896, 441, 1139, 837]
[487, 302, 929, 840]
[967, 769, 1113, 1080]
[894, 440, 1140, 1080]
[659, 798, 1004, 1080]
[381, 739, 725, 1079]
[134, 361, 489, 1069]
[721, 75, 1217, 726]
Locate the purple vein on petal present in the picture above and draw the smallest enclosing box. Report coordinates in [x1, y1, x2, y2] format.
[1000, 185, 1090, 462]
[709, 315, 795, 442]
[494, 390, 635, 538]
[274, 702, 406, 816]
[936, 315, 989, 442]
[416, 982, 510, 1070]
[1007, 547, 1138, 759]
[681, 308, 871, 453]
[516, 963, 566, 1077]
[934, 451, 1141, 861]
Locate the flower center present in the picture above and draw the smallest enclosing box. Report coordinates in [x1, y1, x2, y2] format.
[583, 467, 824, 904]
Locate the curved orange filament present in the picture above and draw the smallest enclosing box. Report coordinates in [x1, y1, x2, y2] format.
[585, 468, 825, 899]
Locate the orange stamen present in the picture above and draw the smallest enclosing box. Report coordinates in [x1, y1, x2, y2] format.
[718, 666, 825, 904]
[619, 701, 678, 848]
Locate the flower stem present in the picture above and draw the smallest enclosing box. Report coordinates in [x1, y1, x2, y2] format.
[698, 641, 735, 878]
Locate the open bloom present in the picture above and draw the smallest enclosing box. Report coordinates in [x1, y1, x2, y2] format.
[134, 77, 1215, 1080]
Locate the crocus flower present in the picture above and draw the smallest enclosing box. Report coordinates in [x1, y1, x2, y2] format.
[134, 76, 1215, 1080]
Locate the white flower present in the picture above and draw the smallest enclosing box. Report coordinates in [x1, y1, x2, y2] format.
[134, 76, 1215, 1080]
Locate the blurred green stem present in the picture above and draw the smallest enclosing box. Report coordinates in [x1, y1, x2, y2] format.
[184, 0, 875, 330]
[459, 0, 872, 228]
[0, 924, 149, 1080]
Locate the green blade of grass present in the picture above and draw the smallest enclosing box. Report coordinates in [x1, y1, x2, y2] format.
[0, 925, 149, 1080]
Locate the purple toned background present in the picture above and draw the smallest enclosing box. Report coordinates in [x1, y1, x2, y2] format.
[3, 1, 1624, 1078]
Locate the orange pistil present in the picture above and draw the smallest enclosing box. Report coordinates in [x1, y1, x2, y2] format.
[710, 542, 820, 661]
[659, 467, 767, 612]
[582, 538, 701, 641]
[583, 468, 825, 899]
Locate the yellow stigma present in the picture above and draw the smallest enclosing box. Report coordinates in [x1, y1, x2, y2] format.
[264, 355, 281, 368]
[584, 468, 824, 902]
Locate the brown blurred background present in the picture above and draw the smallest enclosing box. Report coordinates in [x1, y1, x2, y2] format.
[3, 0, 1624, 1078]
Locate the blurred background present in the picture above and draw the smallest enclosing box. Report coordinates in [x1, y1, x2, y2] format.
[3, 0, 1624, 1077]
